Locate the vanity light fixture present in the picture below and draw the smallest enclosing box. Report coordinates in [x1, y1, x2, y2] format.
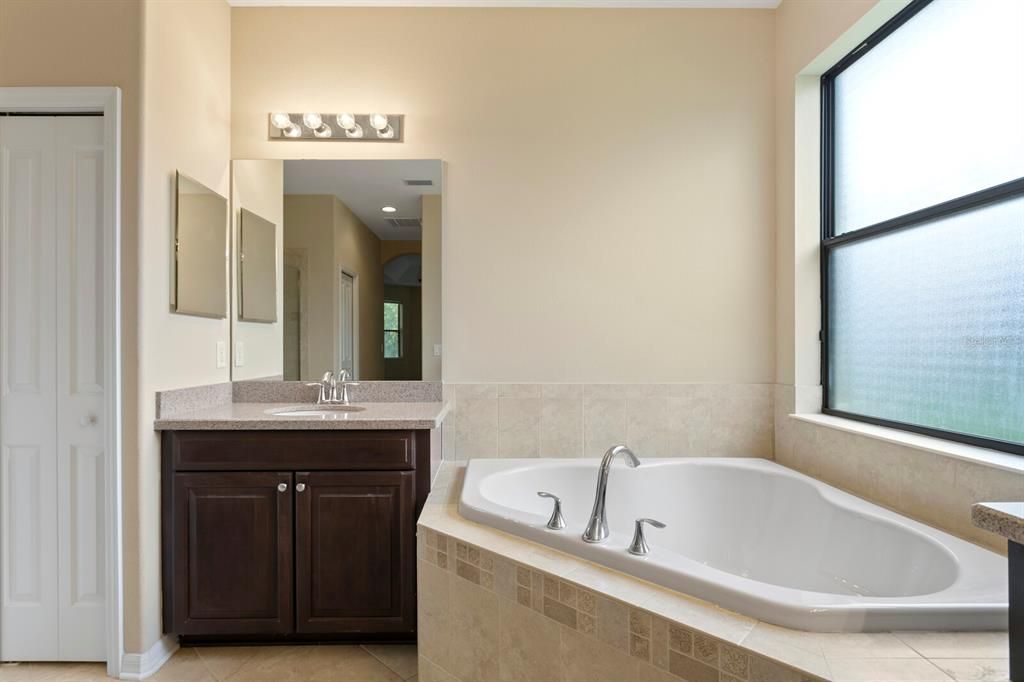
[270, 113, 293, 129]
[382, 206, 397, 213]
[268, 112, 404, 142]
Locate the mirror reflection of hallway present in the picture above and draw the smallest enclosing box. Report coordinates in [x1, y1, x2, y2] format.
[383, 252, 422, 380]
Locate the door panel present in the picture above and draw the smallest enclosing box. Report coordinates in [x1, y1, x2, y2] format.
[0, 117, 60, 661]
[55, 116, 106, 661]
[173, 472, 293, 635]
[295, 471, 414, 633]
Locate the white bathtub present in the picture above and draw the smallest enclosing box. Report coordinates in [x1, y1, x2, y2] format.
[458, 458, 1008, 632]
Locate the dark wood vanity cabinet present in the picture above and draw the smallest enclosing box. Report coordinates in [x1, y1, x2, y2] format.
[162, 430, 432, 641]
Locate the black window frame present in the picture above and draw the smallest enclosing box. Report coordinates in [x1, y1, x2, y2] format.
[820, 0, 1024, 456]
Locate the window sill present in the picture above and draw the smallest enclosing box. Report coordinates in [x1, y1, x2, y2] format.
[790, 412, 1024, 475]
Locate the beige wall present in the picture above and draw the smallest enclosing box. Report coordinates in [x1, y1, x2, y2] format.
[334, 197, 385, 380]
[231, 7, 775, 384]
[135, 0, 232, 653]
[232, 160, 284, 380]
[422, 194, 443, 382]
[284, 195, 385, 380]
[284, 195, 340, 380]
[381, 239, 422, 264]
[773, 0, 879, 386]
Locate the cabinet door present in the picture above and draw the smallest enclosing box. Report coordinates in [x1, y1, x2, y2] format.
[172, 472, 293, 635]
[295, 471, 414, 633]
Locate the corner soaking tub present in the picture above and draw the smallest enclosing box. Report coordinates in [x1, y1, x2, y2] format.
[458, 458, 1007, 632]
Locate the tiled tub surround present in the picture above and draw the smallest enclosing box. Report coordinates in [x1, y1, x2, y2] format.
[443, 383, 774, 461]
[459, 458, 1007, 632]
[773, 385, 1024, 554]
[418, 469, 1010, 682]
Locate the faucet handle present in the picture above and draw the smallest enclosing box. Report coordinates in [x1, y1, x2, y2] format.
[628, 518, 666, 556]
[537, 492, 566, 530]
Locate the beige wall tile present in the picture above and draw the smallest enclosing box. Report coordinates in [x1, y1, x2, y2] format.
[542, 384, 583, 400]
[826, 657, 952, 681]
[448, 579, 499, 681]
[584, 396, 628, 457]
[892, 632, 1008, 660]
[560, 626, 636, 682]
[932, 659, 1010, 682]
[540, 396, 583, 457]
[627, 397, 670, 457]
[748, 655, 807, 682]
[498, 598, 560, 682]
[497, 383, 543, 398]
[498, 397, 541, 457]
[454, 397, 499, 460]
[595, 596, 629, 652]
[417, 560, 452, 672]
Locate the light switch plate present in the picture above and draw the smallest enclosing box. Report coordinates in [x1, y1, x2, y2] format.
[433, 344, 442, 357]
[216, 341, 227, 368]
[234, 342, 245, 367]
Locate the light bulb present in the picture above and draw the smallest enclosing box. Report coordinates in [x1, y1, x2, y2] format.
[376, 124, 395, 140]
[382, 206, 397, 213]
[313, 123, 332, 138]
[302, 113, 323, 130]
[283, 123, 302, 138]
[336, 113, 357, 130]
[344, 123, 364, 139]
[271, 113, 293, 129]
[369, 113, 389, 131]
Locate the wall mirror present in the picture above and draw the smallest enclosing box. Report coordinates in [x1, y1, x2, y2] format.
[238, 208, 277, 323]
[173, 172, 228, 318]
[229, 159, 443, 382]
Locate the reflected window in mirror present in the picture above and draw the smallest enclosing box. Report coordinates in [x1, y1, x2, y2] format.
[384, 301, 403, 360]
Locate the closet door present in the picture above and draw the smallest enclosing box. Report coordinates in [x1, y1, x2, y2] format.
[0, 116, 61, 661]
[0, 116, 106, 661]
[54, 116, 106, 661]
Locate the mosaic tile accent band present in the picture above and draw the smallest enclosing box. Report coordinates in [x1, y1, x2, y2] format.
[417, 527, 823, 682]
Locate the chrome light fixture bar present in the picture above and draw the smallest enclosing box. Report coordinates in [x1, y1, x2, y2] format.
[268, 112, 404, 142]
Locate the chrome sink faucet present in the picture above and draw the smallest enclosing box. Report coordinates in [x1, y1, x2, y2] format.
[307, 371, 334, 404]
[582, 444, 641, 543]
[332, 369, 358, 405]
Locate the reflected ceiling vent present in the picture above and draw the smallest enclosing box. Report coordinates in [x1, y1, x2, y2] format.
[386, 217, 422, 228]
[403, 179, 433, 186]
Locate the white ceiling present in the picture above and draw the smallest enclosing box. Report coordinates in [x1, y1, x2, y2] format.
[283, 159, 442, 241]
[230, 1, 779, 7]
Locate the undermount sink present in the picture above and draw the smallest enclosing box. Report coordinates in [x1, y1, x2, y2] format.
[268, 405, 367, 417]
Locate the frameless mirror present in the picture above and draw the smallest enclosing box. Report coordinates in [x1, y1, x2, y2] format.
[238, 208, 277, 323]
[172, 172, 228, 318]
[229, 159, 443, 382]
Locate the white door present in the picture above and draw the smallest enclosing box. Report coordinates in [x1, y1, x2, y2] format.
[339, 271, 355, 378]
[0, 116, 106, 661]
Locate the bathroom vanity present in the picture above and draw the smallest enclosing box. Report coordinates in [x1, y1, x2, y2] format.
[156, 393, 447, 642]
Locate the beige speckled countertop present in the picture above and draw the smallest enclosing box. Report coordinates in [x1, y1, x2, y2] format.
[154, 400, 450, 431]
[972, 502, 1024, 545]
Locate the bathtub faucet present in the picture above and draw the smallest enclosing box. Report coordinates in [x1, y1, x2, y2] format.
[582, 445, 641, 543]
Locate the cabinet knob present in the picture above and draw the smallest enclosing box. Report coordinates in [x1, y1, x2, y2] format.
[295, 483, 306, 492]
[277, 483, 288, 492]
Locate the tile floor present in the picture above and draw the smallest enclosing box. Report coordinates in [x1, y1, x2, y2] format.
[0, 644, 418, 681]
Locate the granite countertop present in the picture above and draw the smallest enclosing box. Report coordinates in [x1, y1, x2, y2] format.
[154, 400, 450, 431]
[972, 501, 1024, 544]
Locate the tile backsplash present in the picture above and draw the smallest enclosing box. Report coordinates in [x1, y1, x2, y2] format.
[442, 383, 774, 460]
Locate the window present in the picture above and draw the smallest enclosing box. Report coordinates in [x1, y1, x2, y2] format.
[384, 301, 402, 359]
[821, 0, 1024, 454]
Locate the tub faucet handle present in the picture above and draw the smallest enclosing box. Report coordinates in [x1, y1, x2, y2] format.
[628, 518, 666, 556]
[537, 492, 566, 530]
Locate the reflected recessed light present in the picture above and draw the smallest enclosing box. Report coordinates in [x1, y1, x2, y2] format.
[382, 206, 397, 213]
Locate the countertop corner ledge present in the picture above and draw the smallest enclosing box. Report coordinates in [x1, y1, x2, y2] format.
[972, 501, 1024, 544]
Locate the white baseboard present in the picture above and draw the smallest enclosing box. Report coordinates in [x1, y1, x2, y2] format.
[119, 635, 178, 680]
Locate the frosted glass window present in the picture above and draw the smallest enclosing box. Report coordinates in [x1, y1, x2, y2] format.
[828, 198, 1024, 444]
[833, 0, 1024, 234]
